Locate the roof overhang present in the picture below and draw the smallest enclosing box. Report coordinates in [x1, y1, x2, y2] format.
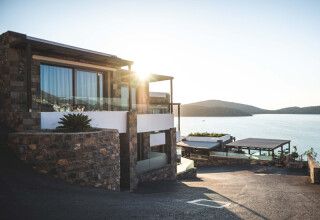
[10, 34, 133, 67]
[226, 138, 291, 150]
[148, 74, 173, 82]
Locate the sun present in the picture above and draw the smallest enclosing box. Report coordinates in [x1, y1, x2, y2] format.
[137, 71, 150, 80]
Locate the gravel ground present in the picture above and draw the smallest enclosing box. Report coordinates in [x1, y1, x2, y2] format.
[1, 145, 320, 220]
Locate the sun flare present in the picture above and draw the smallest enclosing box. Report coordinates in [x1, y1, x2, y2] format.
[137, 71, 150, 80]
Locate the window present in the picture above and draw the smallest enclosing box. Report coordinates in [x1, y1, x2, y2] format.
[76, 70, 103, 111]
[40, 65, 73, 112]
[40, 64, 104, 112]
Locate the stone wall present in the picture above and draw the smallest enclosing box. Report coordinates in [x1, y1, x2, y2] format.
[191, 154, 270, 167]
[120, 112, 138, 191]
[8, 129, 121, 191]
[149, 94, 170, 105]
[0, 31, 34, 135]
[308, 156, 320, 184]
[137, 164, 176, 184]
[177, 167, 197, 180]
[165, 128, 177, 179]
[141, 132, 150, 160]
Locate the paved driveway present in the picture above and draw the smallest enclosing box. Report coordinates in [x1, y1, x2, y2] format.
[1, 145, 320, 220]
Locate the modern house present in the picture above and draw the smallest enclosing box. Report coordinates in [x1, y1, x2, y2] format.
[0, 31, 178, 191]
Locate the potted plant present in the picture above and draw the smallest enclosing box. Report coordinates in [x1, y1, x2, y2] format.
[290, 146, 299, 162]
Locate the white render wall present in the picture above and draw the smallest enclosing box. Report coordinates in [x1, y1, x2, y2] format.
[41, 111, 128, 133]
[149, 92, 167, 98]
[41, 112, 174, 134]
[150, 133, 166, 147]
[137, 114, 174, 133]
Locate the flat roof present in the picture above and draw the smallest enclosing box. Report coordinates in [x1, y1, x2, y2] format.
[226, 138, 290, 150]
[177, 141, 220, 150]
[149, 74, 173, 82]
[8, 31, 133, 67]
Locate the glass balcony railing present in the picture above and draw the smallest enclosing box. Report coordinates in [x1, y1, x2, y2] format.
[32, 95, 171, 114]
[136, 152, 168, 174]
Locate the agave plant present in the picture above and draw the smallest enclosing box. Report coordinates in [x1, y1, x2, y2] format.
[57, 113, 92, 132]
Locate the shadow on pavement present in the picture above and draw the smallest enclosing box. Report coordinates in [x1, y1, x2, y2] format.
[197, 164, 308, 176]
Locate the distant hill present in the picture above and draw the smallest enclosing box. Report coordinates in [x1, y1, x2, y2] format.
[174, 100, 320, 117]
[272, 106, 320, 114]
[177, 105, 252, 117]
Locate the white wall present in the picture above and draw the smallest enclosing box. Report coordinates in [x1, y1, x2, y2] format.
[149, 92, 167, 98]
[150, 133, 166, 146]
[41, 111, 128, 133]
[137, 114, 174, 133]
[176, 131, 181, 142]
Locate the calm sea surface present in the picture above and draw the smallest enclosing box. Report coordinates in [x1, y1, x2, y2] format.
[174, 114, 320, 160]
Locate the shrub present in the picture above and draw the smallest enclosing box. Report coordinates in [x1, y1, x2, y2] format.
[188, 132, 228, 137]
[57, 113, 92, 132]
[291, 152, 299, 160]
[303, 147, 318, 158]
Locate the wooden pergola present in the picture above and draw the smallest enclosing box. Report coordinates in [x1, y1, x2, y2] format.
[225, 138, 291, 159]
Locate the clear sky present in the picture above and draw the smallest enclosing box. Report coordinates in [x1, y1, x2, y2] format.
[1, 0, 320, 109]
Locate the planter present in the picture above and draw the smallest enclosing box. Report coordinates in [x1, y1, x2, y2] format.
[8, 129, 120, 190]
[186, 135, 231, 142]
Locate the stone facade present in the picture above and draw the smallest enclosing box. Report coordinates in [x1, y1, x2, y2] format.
[191, 154, 270, 167]
[307, 156, 320, 184]
[149, 93, 170, 114]
[8, 129, 120, 190]
[141, 132, 150, 160]
[0, 32, 37, 135]
[177, 167, 197, 180]
[120, 112, 138, 191]
[165, 128, 177, 179]
[138, 164, 176, 184]
[0, 31, 127, 135]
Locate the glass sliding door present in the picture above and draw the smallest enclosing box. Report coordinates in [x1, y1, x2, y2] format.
[121, 86, 136, 111]
[40, 64, 73, 112]
[76, 70, 103, 111]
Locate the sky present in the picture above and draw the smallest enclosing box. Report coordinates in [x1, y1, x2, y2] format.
[1, 0, 320, 110]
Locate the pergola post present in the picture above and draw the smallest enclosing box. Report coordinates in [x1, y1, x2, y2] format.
[248, 148, 250, 155]
[259, 148, 262, 156]
[288, 142, 291, 154]
[281, 145, 283, 155]
[128, 65, 132, 111]
[178, 104, 181, 131]
[272, 149, 274, 159]
[170, 79, 173, 114]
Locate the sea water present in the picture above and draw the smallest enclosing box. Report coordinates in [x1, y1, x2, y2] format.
[174, 114, 320, 161]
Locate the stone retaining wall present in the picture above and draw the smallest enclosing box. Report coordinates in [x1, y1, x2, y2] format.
[8, 129, 121, 191]
[137, 164, 176, 184]
[177, 167, 197, 180]
[191, 154, 270, 167]
[308, 156, 320, 184]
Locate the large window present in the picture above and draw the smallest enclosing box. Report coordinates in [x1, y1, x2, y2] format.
[76, 70, 103, 111]
[40, 64, 104, 112]
[40, 65, 73, 112]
